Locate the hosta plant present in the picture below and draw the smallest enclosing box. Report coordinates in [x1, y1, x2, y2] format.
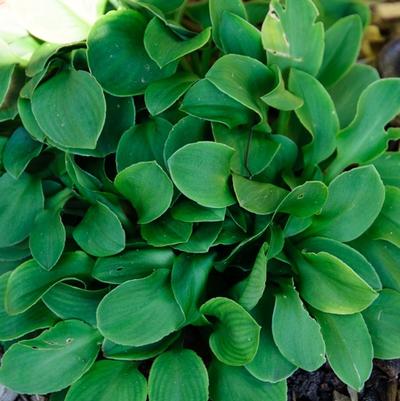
[0, 0, 399, 400]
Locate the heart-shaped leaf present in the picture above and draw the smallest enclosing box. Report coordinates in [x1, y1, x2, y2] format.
[115, 161, 173, 224]
[116, 118, 171, 172]
[233, 174, 288, 215]
[141, 212, 193, 247]
[300, 237, 382, 291]
[0, 320, 101, 394]
[3, 127, 42, 179]
[5, 251, 93, 315]
[145, 73, 198, 116]
[181, 79, 254, 128]
[97, 269, 185, 346]
[168, 141, 235, 208]
[304, 166, 385, 242]
[73, 202, 125, 257]
[219, 12, 264, 61]
[32, 69, 106, 149]
[272, 280, 325, 371]
[65, 360, 147, 401]
[313, 310, 373, 391]
[87, 10, 176, 96]
[149, 349, 208, 401]
[29, 209, 66, 271]
[206, 54, 274, 120]
[246, 295, 297, 383]
[200, 297, 260, 366]
[293, 251, 378, 314]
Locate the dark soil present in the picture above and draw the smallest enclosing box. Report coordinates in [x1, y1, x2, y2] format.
[288, 361, 400, 401]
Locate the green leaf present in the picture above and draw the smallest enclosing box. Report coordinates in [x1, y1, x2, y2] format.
[305, 166, 385, 241]
[0, 173, 43, 247]
[3, 127, 42, 179]
[74, 94, 136, 157]
[171, 198, 226, 223]
[5, 251, 93, 315]
[246, 295, 297, 383]
[233, 243, 268, 311]
[0, 320, 101, 394]
[171, 253, 214, 323]
[327, 79, 400, 178]
[0, 272, 57, 341]
[233, 174, 288, 215]
[363, 289, 400, 359]
[102, 333, 179, 361]
[17, 97, 46, 142]
[149, 349, 208, 401]
[116, 118, 172, 172]
[368, 186, 400, 247]
[213, 123, 280, 177]
[168, 141, 235, 208]
[373, 152, 400, 187]
[300, 237, 382, 291]
[312, 310, 373, 391]
[328, 64, 379, 128]
[87, 10, 176, 96]
[276, 181, 328, 218]
[29, 209, 66, 271]
[115, 161, 173, 224]
[163, 116, 207, 162]
[261, 65, 303, 111]
[352, 238, 400, 292]
[93, 249, 174, 284]
[145, 18, 211, 68]
[206, 54, 273, 120]
[294, 251, 378, 314]
[318, 15, 363, 87]
[200, 297, 261, 366]
[65, 360, 147, 401]
[181, 79, 254, 128]
[261, 0, 324, 76]
[32, 69, 106, 149]
[219, 12, 264, 61]
[141, 212, 193, 247]
[209, 0, 247, 49]
[97, 269, 185, 346]
[174, 222, 223, 254]
[272, 280, 325, 371]
[42, 283, 107, 326]
[209, 361, 287, 401]
[145, 73, 198, 116]
[73, 203, 125, 257]
[9, 0, 106, 44]
[289, 68, 339, 166]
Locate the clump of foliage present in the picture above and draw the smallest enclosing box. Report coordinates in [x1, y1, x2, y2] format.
[0, 0, 399, 400]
